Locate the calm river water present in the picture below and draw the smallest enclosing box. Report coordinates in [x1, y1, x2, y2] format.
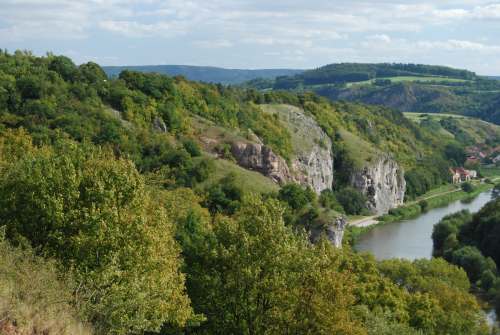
[355, 191, 494, 260]
[354, 190, 497, 328]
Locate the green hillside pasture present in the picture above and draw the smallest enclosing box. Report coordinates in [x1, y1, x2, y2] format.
[197, 158, 280, 195]
[344, 76, 469, 88]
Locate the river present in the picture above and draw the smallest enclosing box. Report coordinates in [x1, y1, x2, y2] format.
[355, 191, 494, 260]
[354, 190, 497, 329]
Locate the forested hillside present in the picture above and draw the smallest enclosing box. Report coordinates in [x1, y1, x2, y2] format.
[247, 63, 500, 125]
[0, 50, 492, 335]
[103, 64, 303, 85]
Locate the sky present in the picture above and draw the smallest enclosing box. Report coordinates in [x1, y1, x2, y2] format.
[1, 0, 500, 74]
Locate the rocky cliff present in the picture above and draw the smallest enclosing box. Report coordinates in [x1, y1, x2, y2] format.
[261, 104, 334, 193]
[231, 141, 292, 184]
[351, 155, 406, 215]
[309, 216, 347, 248]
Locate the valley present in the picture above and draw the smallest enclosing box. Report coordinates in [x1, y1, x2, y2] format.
[1, 50, 499, 335]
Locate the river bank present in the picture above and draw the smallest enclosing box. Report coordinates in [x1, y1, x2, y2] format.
[346, 181, 495, 245]
[353, 190, 498, 332]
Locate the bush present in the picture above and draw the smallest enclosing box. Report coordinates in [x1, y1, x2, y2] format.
[319, 189, 344, 213]
[461, 182, 474, 193]
[182, 138, 202, 157]
[0, 234, 92, 335]
[0, 143, 194, 334]
[278, 183, 316, 211]
[419, 200, 429, 212]
[335, 187, 367, 215]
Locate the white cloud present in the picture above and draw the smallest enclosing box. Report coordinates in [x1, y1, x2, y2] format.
[193, 39, 233, 48]
[98, 20, 187, 38]
[367, 34, 392, 43]
[1, 0, 500, 72]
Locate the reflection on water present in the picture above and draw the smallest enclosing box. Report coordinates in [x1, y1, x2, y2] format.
[355, 191, 493, 260]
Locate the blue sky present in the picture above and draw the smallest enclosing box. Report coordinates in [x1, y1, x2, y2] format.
[1, 0, 500, 74]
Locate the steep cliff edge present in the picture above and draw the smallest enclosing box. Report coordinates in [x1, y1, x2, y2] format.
[231, 141, 292, 184]
[260, 104, 334, 193]
[351, 155, 406, 215]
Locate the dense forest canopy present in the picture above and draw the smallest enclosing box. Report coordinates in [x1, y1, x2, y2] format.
[103, 65, 303, 85]
[247, 62, 500, 125]
[274, 63, 477, 87]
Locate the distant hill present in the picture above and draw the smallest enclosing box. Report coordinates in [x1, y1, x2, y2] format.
[102, 65, 304, 85]
[246, 63, 500, 125]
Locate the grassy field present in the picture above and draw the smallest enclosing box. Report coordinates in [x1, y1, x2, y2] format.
[403, 112, 469, 122]
[196, 158, 280, 195]
[388, 76, 469, 83]
[338, 129, 378, 169]
[481, 166, 500, 180]
[344, 76, 470, 88]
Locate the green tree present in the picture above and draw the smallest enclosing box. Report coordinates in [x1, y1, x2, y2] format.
[0, 141, 194, 334]
[185, 195, 364, 334]
[336, 187, 367, 215]
[278, 183, 316, 211]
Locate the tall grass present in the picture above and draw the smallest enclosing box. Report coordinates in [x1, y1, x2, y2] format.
[0, 232, 92, 335]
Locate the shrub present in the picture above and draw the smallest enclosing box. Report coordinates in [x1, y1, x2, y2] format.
[419, 200, 429, 212]
[182, 138, 202, 157]
[0, 143, 194, 334]
[336, 187, 367, 215]
[278, 183, 316, 211]
[0, 234, 92, 335]
[461, 182, 474, 193]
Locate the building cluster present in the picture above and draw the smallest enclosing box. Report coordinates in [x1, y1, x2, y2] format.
[466, 144, 500, 166]
[450, 167, 477, 184]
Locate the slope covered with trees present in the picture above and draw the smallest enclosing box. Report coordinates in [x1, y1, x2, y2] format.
[247, 63, 500, 125]
[0, 50, 492, 334]
[103, 64, 303, 85]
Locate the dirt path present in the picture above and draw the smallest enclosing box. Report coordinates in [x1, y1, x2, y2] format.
[411, 187, 461, 204]
[349, 187, 462, 227]
[349, 215, 378, 227]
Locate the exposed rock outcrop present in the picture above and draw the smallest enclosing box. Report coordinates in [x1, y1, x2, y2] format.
[351, 155, 406, 215]
[230, 105, 334, 192]
[261, 105, 334, 193]
[231, 142, 292, 184]
[153, 116, 167, 133]
[309, 216, 347, 248]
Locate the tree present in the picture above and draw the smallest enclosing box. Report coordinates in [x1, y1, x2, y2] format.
[185, 195, 363, 334]
[336, 187, 367, 215]
[461, 182, 474, 193]
[48, 55, 78, 82]
[278, 183, 316, 211]
[460, 199, 500, 267]
[432, 210, 471, 257]
[379, 258, 488, 335]
[445, 143, 467, 166]
[451, 246, 496, 284]
[0, 141, 194, 334]
[0, 234, 92, 335]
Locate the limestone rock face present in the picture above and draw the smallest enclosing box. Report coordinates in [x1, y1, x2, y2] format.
[261, 105, 334, 193]
[309, 216, 347, 248]
[287, 110, 333, 194]
[230, 105, 334, 192]
[231, 142, 292, 184]
[351, 156, 406, 215]
[153, 116, 167, 133]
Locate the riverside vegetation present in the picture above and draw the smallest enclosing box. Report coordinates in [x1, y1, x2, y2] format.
[432, 195, 500, 320]
[0, 50, 496, 334]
